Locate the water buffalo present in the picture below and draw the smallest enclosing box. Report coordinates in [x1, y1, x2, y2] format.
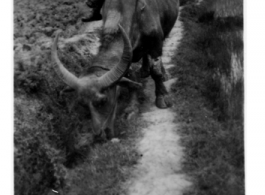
[52, 0, 179, 139]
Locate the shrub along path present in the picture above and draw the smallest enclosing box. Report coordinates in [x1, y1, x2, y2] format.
[125, 7, 191, 195]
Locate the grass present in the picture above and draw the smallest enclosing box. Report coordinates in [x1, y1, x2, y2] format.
[14, 0, 142, 195]
[169, 0, 244, 195]
[64, 133, 139, 195]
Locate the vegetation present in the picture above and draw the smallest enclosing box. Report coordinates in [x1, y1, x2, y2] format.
[170, 0, 244, 195]
[14, 0, 140, 194]
[14, 0, 244, 194]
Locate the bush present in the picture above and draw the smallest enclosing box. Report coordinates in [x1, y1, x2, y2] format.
[14, 42, 95, 194]
[14, 96, 67, 195]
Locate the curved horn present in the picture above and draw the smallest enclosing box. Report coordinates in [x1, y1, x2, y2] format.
[98, 24, 132, 88]
[52, 31, 81, 90]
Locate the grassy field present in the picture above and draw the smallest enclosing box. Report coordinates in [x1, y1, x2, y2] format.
[14, 0, 142, 194]
[170, 0, 244, 195]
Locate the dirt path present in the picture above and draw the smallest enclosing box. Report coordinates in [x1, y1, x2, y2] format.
[126, 8, 191, 195]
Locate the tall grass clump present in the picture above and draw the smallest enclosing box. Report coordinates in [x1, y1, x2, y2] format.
[170, 0, 244, 195]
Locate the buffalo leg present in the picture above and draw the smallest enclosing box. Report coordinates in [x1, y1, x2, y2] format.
[149, 56, 169, 82]
[147, 34, 171, 108]
[147, 32, 169, 82]
[149, 55, 172, 108]
[137, 55, 169, 81]
[150, 66, 172, 109]
[137, 55, 151, 78]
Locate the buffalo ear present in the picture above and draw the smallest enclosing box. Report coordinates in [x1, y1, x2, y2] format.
[118, 77, 143, 89]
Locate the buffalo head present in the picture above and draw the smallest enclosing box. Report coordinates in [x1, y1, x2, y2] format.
[52, 24, 135, 139]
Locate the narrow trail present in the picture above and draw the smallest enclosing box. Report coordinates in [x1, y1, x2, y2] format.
[126, 8, 191, 195]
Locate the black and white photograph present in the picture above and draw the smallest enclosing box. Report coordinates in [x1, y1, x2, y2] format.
[11, 0, 248, 194]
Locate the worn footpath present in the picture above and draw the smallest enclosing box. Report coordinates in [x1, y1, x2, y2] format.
[126, 7, 192, 195]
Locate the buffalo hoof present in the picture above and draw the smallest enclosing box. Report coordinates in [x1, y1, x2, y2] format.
[123, 104, 139, 120]
[155, 95, 173, 109]
[136, 68, 150, 78]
